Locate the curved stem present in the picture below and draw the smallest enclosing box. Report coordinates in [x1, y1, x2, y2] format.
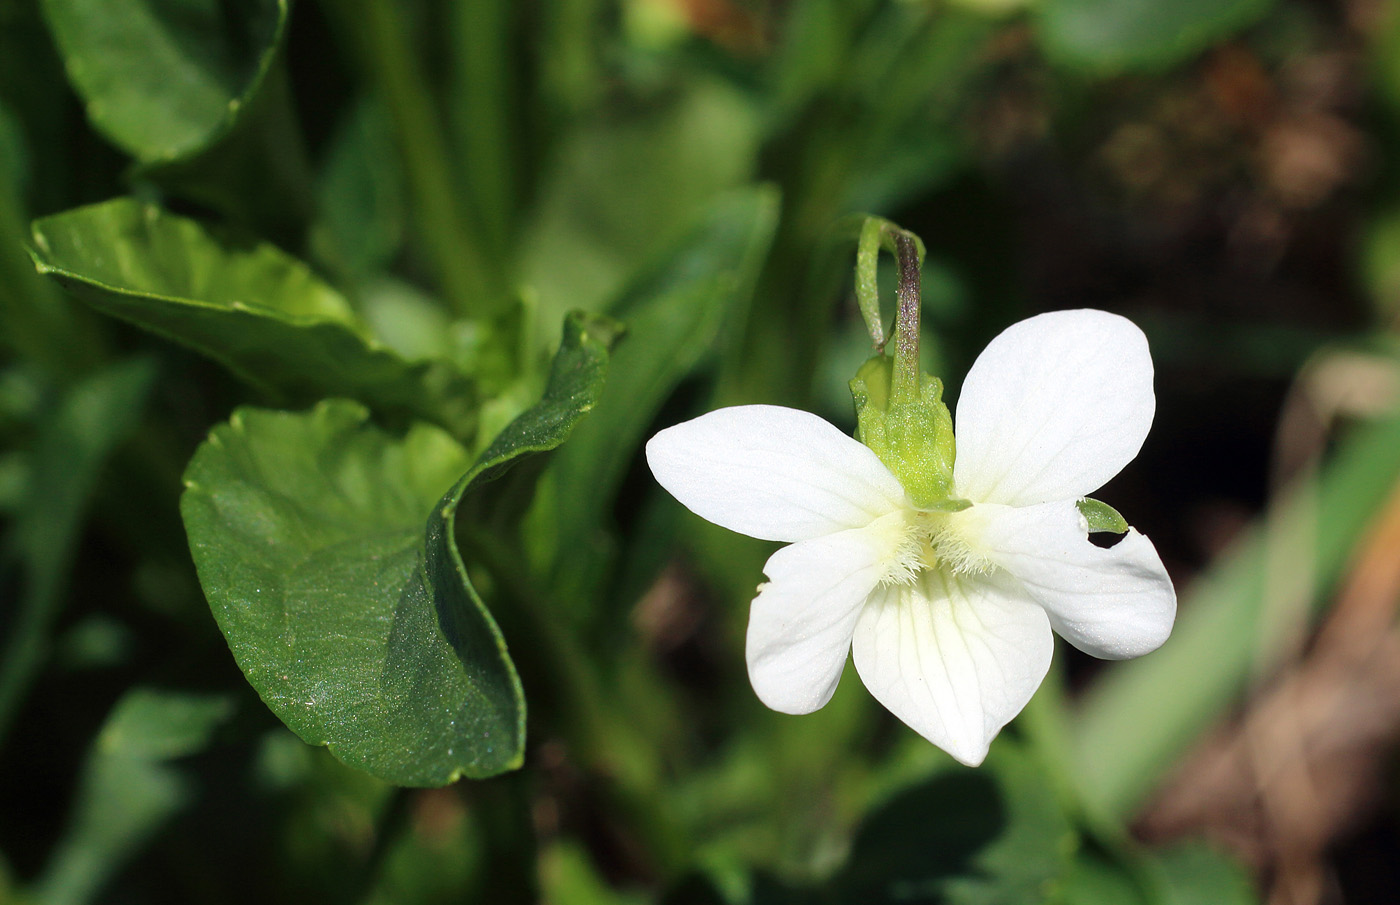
[890, 231, 922, 406]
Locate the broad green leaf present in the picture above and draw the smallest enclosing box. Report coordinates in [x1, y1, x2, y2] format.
[31, 688, 234, 905]
[41, 0, 287, 163]
[180, 313, 617, 785]
[0, 359, 153, 743]
[836, 741, 1074, 905]
[543, 189, 779, 597]
[1075, 411, 1400, 818]
[1036, 0, 1273, 71]
[30, 199, 477, 438]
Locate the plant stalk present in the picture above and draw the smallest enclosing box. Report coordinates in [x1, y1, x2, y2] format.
[354, 0, 505, 318]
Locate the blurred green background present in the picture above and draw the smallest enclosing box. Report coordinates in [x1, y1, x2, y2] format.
[3, 0, 1400, 902]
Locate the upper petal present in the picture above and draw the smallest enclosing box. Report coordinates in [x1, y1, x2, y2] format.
[647, 405, 907, 542]
[953, 310, 1155, 507]
[964, 499, 1176, 659]
[851, 570, 1053, 766]
[746, 511, 909, 714]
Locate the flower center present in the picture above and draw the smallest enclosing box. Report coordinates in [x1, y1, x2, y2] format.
[881, 507, 996, 586]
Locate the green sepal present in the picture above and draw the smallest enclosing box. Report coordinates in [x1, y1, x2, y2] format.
[1078, 498, 1130, 534]
[850, 354, 957, 508]
[924, 497, 973, 513]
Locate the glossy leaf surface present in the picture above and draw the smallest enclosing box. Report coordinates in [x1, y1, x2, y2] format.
[180, 313, 616, 785]
[30, 199, 477, 438]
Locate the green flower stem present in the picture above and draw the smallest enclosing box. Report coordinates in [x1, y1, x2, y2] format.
[352, 0, 506, 318]
[891, 231, 922, 407]
[451, 0, 516, 262]
[458, 773, 539, 900]
[850, 215, 926, 372]
[538, 0, 606, 121]
[353, 786, 412, 901]
[848, 218, 954, 506]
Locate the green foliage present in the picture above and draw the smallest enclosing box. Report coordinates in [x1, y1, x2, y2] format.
[522, 79, 762, 327]
[32, 688, 234, 905]
[4, 0, 1376, 900]
[835, 743, 1075, 905]
[180, 312, 618, 785]
[29, 199, 478, 438]
[41, 0, 287, 163]
[545, 188, 779, 600]
[0, 360, 153, 741]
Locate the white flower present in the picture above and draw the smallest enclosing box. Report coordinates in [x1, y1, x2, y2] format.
[645, 309, 1176, 766]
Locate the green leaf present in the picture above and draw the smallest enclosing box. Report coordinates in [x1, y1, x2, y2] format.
[180, 312, 617, 785]
[1077, 498, 1129, 534]
[1036, 0, 1274, 71]
[836, 742, 1075, 905]
[31, 688, 234, 905]
[41, 0, 288, 163]
[30, 199, 477, 438]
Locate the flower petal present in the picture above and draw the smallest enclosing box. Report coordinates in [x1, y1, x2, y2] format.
[953, 309, 1155, 507]
[746, 512, 909, 714]
[647, 405, 907, 542]
[851, 571, 1052, 766]
[965, 500, 1176, 659]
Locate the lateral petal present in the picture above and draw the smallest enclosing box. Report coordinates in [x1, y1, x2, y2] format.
[967, 500, 1177, 659]
[647, 405, 907, 542]
[746, 512, 909, 714]
[851, 571, 1052, 766]
[953, 309, 1155, 507]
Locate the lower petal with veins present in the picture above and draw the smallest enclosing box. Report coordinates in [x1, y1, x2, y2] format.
[851, 570, 1052, 766]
